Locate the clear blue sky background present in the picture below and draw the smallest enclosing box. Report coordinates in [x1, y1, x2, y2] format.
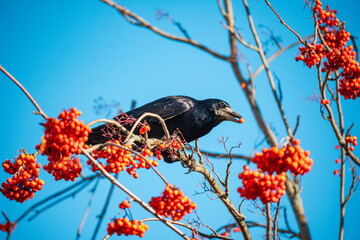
[0, 0, 359, 239]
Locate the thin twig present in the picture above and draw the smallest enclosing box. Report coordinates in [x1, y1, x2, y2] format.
[196, 149, 252, 162]
[28, 179, 94, 221]
[253, 35, 313, 79]
[263, 0, 306, 45]
[265, 203, 272, 240]
[343, 159, 357, 206]
[101, 0, 230, 61]
[243, 0, 292, 138]
[142, 218, 231, 240]
[273, 200, 280, 240]
[0, 65, 48, 119]
[76, 178, 101, 240]
[15, 174, 99, 224]
[316, 65, 360, 166]
[246, 221, 300, 238]
[123, 112, 170, 143]
[81, 148, 190, 239]
[91, 174, 118, 240]
[339, 147, 345, 240]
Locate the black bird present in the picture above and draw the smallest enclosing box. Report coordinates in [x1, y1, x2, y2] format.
[87, 96, 242, 162]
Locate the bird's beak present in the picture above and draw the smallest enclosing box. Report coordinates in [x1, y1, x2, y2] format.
[216, 107, 243, 123]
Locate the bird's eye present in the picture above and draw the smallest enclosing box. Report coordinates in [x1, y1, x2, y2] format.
[219, 102, 227, 108]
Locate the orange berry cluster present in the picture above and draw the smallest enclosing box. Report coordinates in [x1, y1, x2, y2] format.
[252, 139, 313, 175]
[88, 141, 158, 179]
[107, 217, 148, 238]
[43, 157, 82, 181]
[1, 153, 44, 203]
[345, 135, 357, 151]
[295, 44, 324, 68]
[237, 166, 287, 204]
[320, 98, 330, 105]
[139, 124, 150, 135]
[233, 227, 241, 233]
[149, 184, 197, 221]
[119, 200, 131, 209]
[238, 139, 312, 203]
[296, 0, 360, 100]
[156, 139, 182, 160]
[37, 108, 91, 181]
[0, 221, 13, 233]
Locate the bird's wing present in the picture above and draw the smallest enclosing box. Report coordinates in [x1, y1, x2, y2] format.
[125, 96, 195, 122]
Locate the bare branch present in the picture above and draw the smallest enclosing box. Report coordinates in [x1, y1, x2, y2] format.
[242, 0, 292, 138]
[263, 0, 307, 45]
[196, 148, 252, 162]
[273, 200, 280, 240]
[124, 112, 170, 143]
[343, 159, 357, 206]
[91, 174, 118, 240]
[316, 65, 360, 166]
[101, 0, 230, 61]
[15, 174, 99, 224]
[81, 148, 190, 239]
[76, 178, 101, 240]
[265, 203, 272, 240]
[142, 218, 231, 240]
[0, 65, 48, 119]
[253, 35, 313, 79]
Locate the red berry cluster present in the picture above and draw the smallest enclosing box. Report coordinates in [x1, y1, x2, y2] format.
[0, 221, 13, 233]
[252, 139, 313, 175]
[88, 141, 158, 179]
[43, 157, 82, 181]
[149, 184, 197, 221]
[237, 166, 287, 204]
[238, 139, 312, 203]
[107, 218, 148, 238]
[36, 108, 91, 181]
[320, 98, 330, 105]
[119, 200, 131, 209]
[219, 227, 241, 238]
[295, 44, 324, 68]
[345, 135, 357, 151]
[233, 227, 241, 233]
[296, 0, 360, 100]
[1, 153, 44, 203]
[139, 124, 150, 135]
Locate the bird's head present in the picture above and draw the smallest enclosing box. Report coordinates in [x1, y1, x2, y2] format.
[207, 99, 243, 124]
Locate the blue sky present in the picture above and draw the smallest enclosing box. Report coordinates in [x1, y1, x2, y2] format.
[1, 0, 360, 239]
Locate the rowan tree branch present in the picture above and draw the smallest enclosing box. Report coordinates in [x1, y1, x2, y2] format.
[76, 178, 101, 240]
[243, 0, 292, 138]
[123, 112, 171, 143]
[100, 0, 230, 61]
[263, 0, 306, 45]
[176, 150, 252, 240]
[81, 148, 191, 239]
[142, 218, 231, 240]
[253, 34, 314, 79]
[0, 65, 48, 119]
[91, 174, 118, 240]
[265, 203, 272, 240]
